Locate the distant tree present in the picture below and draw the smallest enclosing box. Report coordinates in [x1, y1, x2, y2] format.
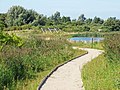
[32, 15, 47, 26]
[5, 6, 47, 27]
[71, 19, 77, 26]
[61, 16, 71, 23]
[6, 6, 27, 26]
[50, 11, 61, 25]
[104, 17, 116, 26]
[103, 17, 120, 31]
[52, 11, 61, 20]
[0, 13, 6, 23]
[4, 5, 120, 32]
[46, 17, 54, 26]
[0, 13, 7, 30]
[78, 14, 86, 22]
[92, 16, 104, 24]
[38, 15, 47, 26]
[85, 18, 92, 24]
[82, 26, 90, 31]
[0, 21, 5, 31]
[26, 9, 40, 24]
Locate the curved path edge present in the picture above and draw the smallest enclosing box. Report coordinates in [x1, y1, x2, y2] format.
[38, 48, 104, 90]
[37, 51, 88, 90]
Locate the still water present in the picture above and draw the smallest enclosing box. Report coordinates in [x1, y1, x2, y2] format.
[69, 37, 104, 42]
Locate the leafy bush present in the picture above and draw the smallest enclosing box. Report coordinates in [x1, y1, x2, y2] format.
[0, 35, 85, 89]
[72, 32, 104, 37]
[0, 65, 13, 90]
[82, 33, 120, 90]
[0, 32, 23, 50]
[104, 34, 120, 63]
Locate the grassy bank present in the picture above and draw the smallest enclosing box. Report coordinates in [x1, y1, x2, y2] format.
[82, 54, 120, 90]
[72, 31, 120, 37]
[82, 34, 120, 90]
[71, 41, 103, 50]
[0, 32, 86, 90]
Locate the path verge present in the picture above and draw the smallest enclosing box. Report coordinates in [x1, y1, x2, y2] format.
[38, 48, 103, 90]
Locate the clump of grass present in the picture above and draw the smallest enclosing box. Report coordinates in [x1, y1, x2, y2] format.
[0, 34, 86, 90]
[82, 54, 120, 90]
[71, 41, 103, 50]
[72, 32, 104, 37]
[82, 34, 120, 90]
[104, 34, 120, 63]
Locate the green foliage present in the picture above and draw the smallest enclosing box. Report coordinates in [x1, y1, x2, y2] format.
[92, 16, 104, 24]
[6, 6, 26, 26]
[85, 18, 92, 24]
[5, 6, 46, 27]
[72, 32, 104, 37]
[0, 32, 23, 50]
[0, 21, 5, 31]
[71, 41, 103, 50]
[82, 54, 120, 90]
[0, 65, 13, 90]
[103, 17, 120, 31]
[82, 34, 120, 90]
[78, 14, 86, 23]
[82, 26, 90, 31]
[50, 11, 62, 25]
[0, 13, 7, 30]
[1, 5, 120, 32]
[61, 16, 71, 23]
[21, 24, 32, 30]
[0, 35, 86, 89]
[104, 34, 120, 63]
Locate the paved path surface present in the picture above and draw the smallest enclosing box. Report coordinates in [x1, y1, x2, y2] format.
[40, 48, 103, 90]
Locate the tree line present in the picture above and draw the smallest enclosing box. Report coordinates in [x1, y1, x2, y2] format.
[0, 5, 120, 32]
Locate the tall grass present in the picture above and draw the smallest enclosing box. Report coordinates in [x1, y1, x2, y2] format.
[104, 34, 120, 63]
[82, 33, 120, 90]
[72, 31, 120, 38]
[71, 41, 103, 50]
[0, 34, 86, 90]
[72, 32, 104, 37]
[82, 54, 120, 90]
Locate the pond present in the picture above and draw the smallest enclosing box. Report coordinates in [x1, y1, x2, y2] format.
[69, 37, 104, 42]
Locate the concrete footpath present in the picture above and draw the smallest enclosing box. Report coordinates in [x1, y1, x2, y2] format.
[39, 48, 103, 90]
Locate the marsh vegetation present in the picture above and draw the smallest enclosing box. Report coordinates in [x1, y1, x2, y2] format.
[0, 5, 120, 90]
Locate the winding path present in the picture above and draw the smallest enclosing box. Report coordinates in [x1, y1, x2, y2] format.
[38, 48, 103, 90]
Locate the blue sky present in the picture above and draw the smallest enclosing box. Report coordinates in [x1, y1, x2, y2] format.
[0, 0, 120, 19]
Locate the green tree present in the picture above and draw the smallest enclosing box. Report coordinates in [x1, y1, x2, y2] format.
[26, 9, 39, 24]
[46, 17, 54, 26]
[92, 16, 104, 24]
[0, 13, 7, 30]
[85, 18, 92, 24]
[71, 19, 77, 26]
[103, 17, 120, 31]
[50, 11, 61, 25]
[32, 15, 47, 26]
[0, 32, 23, 50]
[82, 26, 90, 31]
[0, 21, 5, 31]
[5, 6, 46, 27]
[61, 16, 71, 23]
[78, 14, 86, 23]
[6, 6, 27, 26]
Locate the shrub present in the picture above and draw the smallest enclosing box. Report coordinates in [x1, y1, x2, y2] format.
[0, 64, 13, 90]
[72, 32, 104, 37]
[0, 35, 83, 89]
[104, 34, 120, 63]
[0, 32, 24, 50]
[21, 24, 32, 30]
